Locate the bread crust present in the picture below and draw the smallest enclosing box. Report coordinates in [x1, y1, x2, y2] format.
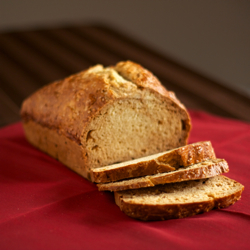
[91, 141, 216, 183]
[114, 176, 244, 221]
[22, 120, 90, 179]
[21, 61, 191, 179]
[97, 159, 229, 191]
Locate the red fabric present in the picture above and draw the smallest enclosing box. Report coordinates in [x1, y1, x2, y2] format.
[0, 111, 249, 250]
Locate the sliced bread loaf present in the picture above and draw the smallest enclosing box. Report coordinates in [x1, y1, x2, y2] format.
[91, 141, 215, 183]
[114, 175, 244, 221]
[97, 159, 229, 191]
[21, 61, 191, 180]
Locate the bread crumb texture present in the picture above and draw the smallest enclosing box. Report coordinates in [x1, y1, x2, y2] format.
[115, 176, 244, 220]
[119, 175, 241, 204]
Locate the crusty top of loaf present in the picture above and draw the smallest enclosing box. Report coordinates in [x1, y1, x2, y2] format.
[21, 61, 190, 144]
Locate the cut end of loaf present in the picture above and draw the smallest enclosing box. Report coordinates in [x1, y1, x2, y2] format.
[84, 94, 189, 170]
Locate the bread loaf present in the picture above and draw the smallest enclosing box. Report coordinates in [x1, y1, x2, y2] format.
[97, 159, 229, 191]
[91, 141, 215, 183]
[21, 61, 191, 180]
[114, 175, 244, 221]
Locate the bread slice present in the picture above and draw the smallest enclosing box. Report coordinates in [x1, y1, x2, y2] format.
[21, 61, 191, 180]
[114, 175, 244, 221]
[97, 159, 229, 192]
[91, 141, 216, 183]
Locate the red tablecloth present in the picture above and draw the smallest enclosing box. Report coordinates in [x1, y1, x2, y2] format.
[0, 111, 249, 250]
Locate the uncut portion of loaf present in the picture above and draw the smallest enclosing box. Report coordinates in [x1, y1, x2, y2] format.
[97, 159, 229, 191]
[21, 61, 191, 180]
[115, 175, 244, 221]
[91, 141, 215, 183]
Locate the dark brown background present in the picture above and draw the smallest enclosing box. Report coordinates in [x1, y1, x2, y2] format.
[1, 1, 249, 127]
[0, 25, 249, 127]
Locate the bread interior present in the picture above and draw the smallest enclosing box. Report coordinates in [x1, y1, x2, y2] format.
[118, 176, 243, 205]
[85, 94, 186, 170]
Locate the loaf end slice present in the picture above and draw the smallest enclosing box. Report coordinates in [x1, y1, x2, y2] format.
[114, 175, 244, 221]
[91, 141, 216, 183]
[98, 159, 229, 192]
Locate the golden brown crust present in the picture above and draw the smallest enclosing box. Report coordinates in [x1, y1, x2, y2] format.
[97, 159, 229, 192]
[91, 161, 174, 184]
[22, 120, 90, 180]
[115, 61, 169, 97]
[91, 141, 215, 183]
[114, 176, 244, 221]
[115, 194, 214, 221]
[151, 159, 228, 185]
[21, 65, 115, 145]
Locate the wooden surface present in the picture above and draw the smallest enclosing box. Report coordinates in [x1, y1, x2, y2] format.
[0, 25, 249, 127]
